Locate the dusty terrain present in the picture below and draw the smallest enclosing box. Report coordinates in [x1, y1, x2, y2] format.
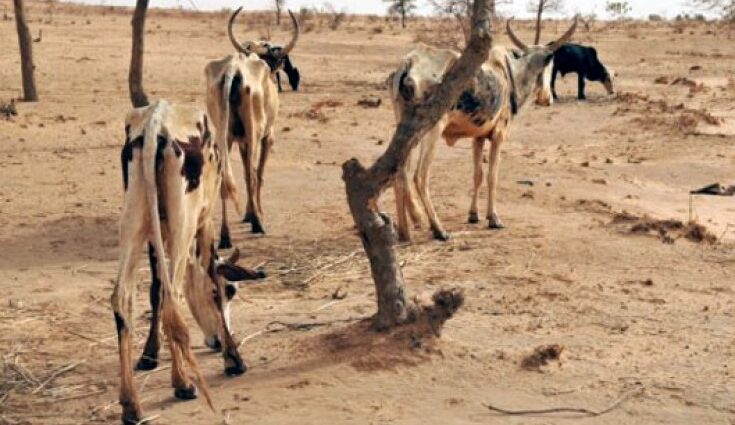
[1, 2, 735, 424]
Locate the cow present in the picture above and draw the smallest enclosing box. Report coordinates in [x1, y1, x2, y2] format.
[389, 18, 578, 242]
[551, 42, 615, 101]
[208, 8, 297, 249]
[112, 100, 266, 424]
[228, 6, 300, 92]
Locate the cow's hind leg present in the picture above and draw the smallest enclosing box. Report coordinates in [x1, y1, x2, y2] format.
[468, 137, 485, 224]
[394, 164, 412, 242]
[218, 139, 234, 249]
[486, 125, 508, 229]
[240, 141, 265, 234]
[111, 203, 147, 423]
[136, 244, 162, 371]
[414, 125, 449, 241]
[255, 135, 272, 220]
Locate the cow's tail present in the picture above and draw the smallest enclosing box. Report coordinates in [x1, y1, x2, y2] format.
[218, 69, 243, 215]
[141, 101, 214, 411]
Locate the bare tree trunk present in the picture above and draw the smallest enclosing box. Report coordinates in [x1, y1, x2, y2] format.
[276, 4, 281, 25]
[401, 8, 406, 28]
[13, 0, 38, 102]
[534, 0, 544, 44]
[341, 0, 493, 331]
[129, 0, 149, 108]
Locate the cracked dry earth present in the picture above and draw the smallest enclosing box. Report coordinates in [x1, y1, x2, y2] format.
[1, 3, 734, 424]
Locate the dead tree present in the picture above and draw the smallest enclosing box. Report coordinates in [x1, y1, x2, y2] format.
[527, 0, 565, 44]
[689, 0, 735, 21]
[129, 0, 149, 108]
[13, 0, 38, 102]
[341, 0, 493, 331]
[384, 0, 417, 29]
[275, 0, 284, 25]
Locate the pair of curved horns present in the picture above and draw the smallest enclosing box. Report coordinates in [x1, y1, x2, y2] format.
[228, 6, 300, 58]
[507, 16, 578, 52]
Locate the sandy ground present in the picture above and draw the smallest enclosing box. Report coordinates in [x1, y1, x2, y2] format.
[1, 2, 735, 424]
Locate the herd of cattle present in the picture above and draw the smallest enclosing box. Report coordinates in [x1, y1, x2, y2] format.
[110, 8, 615, 423]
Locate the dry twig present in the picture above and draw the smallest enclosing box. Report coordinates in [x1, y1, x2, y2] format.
[483, 388, 643, 417]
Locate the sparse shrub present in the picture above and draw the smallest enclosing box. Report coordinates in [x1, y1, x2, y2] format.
[648, 13, 663, 21]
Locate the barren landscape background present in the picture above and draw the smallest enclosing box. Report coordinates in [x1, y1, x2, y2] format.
[1, 2, 735, 424]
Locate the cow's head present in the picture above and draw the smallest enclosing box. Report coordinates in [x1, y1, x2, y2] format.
[506, 17, 578, 108]
[392, 46, 460, 105]
[228, 6, 300, 89]
[186, 248, 266, 351]
[585, 48, 615, 95]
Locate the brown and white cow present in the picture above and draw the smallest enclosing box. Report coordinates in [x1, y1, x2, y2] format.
[388, 19, 577, 242]
[112, 100, 265, 424]
[207, 8, 297, 249]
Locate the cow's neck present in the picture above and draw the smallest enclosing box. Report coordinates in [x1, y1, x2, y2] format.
[505, 57, 536, 114]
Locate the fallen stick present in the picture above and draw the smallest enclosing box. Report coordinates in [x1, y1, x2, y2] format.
[31, 361, 83, 395]
[483, 388, 642, 417]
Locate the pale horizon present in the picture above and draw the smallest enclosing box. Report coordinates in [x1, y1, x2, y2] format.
[64, 0, 707, 20]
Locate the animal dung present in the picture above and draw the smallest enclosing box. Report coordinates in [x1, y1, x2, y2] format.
[521, 344, 564, 371]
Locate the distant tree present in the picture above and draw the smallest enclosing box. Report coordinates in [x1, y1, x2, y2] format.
[526, 0, 565, 44]
[275, 0, 284, 25]
[605, 1, 632, 20]
[689, 0, 735, 21]
[129, 0, 149, 108]
[429, 0, 506, 43]
[13, 0, 38, 101]
[384, 0, 417, 28]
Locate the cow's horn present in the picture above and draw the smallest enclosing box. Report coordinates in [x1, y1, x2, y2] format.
[279, 9, 300, 58]
[506, 19, 529, 52]
[548, 16, 578, 52]
[228, 6, 267, 55]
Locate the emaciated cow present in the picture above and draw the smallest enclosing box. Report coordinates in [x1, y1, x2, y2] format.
[551, 42, 615, 100]
[112, 100, 265, 424]
[389, 18, 578, 242]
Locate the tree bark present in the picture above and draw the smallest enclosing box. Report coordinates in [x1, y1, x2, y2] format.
[129, 0, 150, 108]
[13, 0, 38, 102]
[342, 0, 493, 331]
[534, 0, 544, 45]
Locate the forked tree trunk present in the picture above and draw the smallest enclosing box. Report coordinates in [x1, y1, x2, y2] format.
[341, 0, 493, 331]
[13, 0, 38, 102]
[129, 0, 150, 108]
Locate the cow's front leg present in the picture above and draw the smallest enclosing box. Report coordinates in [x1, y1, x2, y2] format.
[577, 73, 587, 100]
[486, 124, 508, 230]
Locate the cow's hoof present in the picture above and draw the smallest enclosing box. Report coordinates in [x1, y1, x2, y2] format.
[205, 335, 222, 352]
[488, 221, 505, 230]
[135, 356, 158, 371]
[224, 349, 247, 376]
[256, 269, 268, 279]
[432, 229, 450, 242]
[251, 221, 266, 235]
[242, 211, 255, 223]
[225, 362, 247, 377]
[468, 212, 480, 224]
[122, 413, 143, 425]
[217, 236, 232, 250]
[121, 406, 144, 425]
[174, 385, 198, 401]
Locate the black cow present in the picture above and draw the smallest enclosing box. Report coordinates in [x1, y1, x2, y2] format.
[551, 43, 615, 100]
[257, 42, 300, 92]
